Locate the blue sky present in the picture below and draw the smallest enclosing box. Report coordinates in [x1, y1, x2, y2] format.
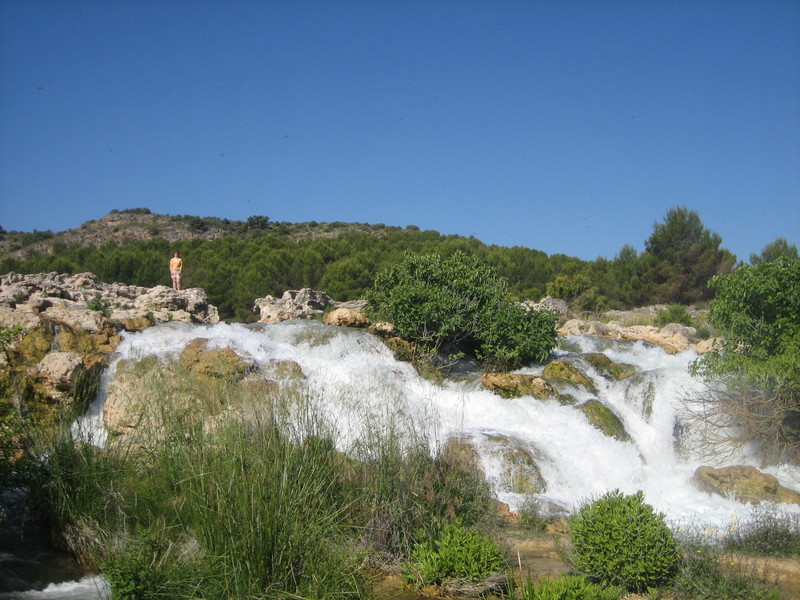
[1, 0, 798, 262]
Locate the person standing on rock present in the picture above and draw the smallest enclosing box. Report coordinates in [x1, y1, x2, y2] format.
[169, 251, 183, 291]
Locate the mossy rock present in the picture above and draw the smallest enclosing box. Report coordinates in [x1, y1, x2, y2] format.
[582, 353, 636, 381]
[542, 360, 597, 395]
[576, 399, 630, 442]
[179, 338, 255, 381]
[500, 447, 547, 494]
[481, 373, 557, 400]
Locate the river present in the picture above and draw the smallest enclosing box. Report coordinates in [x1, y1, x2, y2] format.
[4, 320, 800, 597]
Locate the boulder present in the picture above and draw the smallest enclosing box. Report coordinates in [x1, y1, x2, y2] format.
[582, 353, 636, 381]
[542, 360, 597, 395]
[179, 338, 256, 380]
[322, 307, 370, 328]
[692, 465, 800, 505]
[481, 373, 557, 400]
[576, 399, 630, 442]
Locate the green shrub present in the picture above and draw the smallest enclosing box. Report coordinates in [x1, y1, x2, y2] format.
[517, 574, 623, 600]
[570, 490, 678, 592]
[656, 304, 693, 327]
[402, 521, 506, 587]
[368, 251, 557, 370]
[87, 296, 111, 317]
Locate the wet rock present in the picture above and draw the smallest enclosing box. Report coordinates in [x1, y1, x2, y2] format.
[576, 399, 630, 442]
[179, 338, 256, 380]
[481, 373, 557, 400]
[542, 360, 597, 395]
[582, 353, 636, 381]
[692, 465, 800, 505]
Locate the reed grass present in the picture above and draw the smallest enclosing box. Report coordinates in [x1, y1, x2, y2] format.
[25, 366, 497, 599]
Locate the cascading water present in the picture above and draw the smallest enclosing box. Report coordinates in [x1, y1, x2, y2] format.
[8, 319, 800, 598]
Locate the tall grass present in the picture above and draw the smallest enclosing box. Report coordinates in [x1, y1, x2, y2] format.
[26, 364, 497, 599]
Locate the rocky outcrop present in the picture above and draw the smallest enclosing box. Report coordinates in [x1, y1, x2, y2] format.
[0, 271, 220, 409]
[253, 288, 367, 324]
[558, 318, 710, 354]
[692, 465, 800, 505]
[519, 296, 569, 320]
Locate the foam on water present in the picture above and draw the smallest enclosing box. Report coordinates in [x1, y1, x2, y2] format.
[74, 321, 800, 529]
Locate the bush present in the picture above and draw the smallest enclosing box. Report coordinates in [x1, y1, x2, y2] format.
[368, 251, 557, 370]
[656, 304, 694, 327]
[570, 490, 678, 592]
[517, 574, 623, 600]
[402, 521, 506, 587]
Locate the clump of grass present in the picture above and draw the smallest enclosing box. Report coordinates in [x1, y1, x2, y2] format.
[664, 521, 783, 600]
[25, 366, 499, 598]
[722, 504, 800, 558]
[518, 496, 552, 532]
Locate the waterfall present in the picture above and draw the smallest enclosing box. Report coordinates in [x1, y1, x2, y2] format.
[80, 320, 800, 526]
[13, 318, 800, 598]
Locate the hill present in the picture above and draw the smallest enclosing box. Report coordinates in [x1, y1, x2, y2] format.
[0, 208, 406, 261]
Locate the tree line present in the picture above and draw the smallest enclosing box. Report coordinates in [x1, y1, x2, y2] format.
[1, 206, 796, 321]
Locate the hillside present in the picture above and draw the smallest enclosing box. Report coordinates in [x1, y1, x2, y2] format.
[0, 208, 406, 261]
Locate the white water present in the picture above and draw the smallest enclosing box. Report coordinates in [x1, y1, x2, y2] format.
[32, 319, 800, 598]
[75, 320, 800, 527]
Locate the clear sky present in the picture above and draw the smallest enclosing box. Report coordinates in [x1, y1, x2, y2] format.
[1, 0, 798, 262]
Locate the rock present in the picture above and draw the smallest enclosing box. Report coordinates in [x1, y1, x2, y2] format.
[576, 399, 630, 442]
[0, 272, 221, 411]
[253, 288, 334, 323]
[520, 296, 568, 320]
[582, 353, 636, 381]
[179, 338, 256, 380]
[482, 433, 548, 494]
[322, 307, 369, 328]
[253, 288, 369, 324]
[542, 360, 597, 395]
[557, 316, 702, 354]
[367, 321, 397, 337]
[481, 373, 557, 400]
[34, 351, 86, 400]
[692, 465, 800, 505]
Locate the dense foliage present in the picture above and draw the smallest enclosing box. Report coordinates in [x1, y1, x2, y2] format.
[402, 521, 506, 588]
[691, 258, 800, 463]
[368, 251, 558, 370]
[570, 490, 678, 592]
[644, 206, 735, 304]
[2, 206, 792, 320]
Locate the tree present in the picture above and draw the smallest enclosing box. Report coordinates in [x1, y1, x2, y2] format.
[691, 258, 800, 464]
[367, 251, 558, 371]
[750, 237, 798, 265]
[643, 207, 735, 304]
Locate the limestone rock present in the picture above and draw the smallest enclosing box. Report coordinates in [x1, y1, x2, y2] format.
[692, 465, 800, 505]
[322, 307, 370, 328]
[179, 338, 256, 380]
[481, 373, 557, 400]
